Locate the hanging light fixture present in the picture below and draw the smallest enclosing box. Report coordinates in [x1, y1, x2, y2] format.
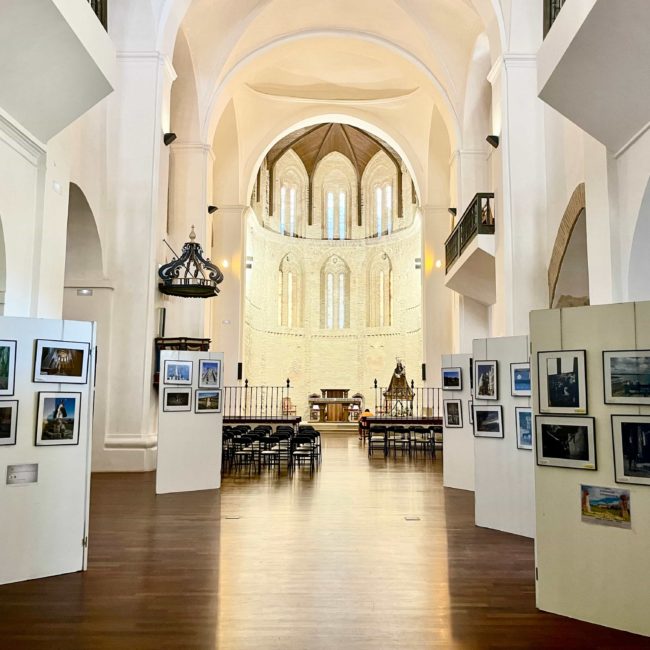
[158, 226, 224, 298]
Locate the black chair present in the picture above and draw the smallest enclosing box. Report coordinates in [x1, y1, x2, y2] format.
[233, 435, 255, 475]
[259, 435, 281, 473]
[290, 435, 315, 474]
[389, 425, 410, 458]
[368, 426, 387, 458]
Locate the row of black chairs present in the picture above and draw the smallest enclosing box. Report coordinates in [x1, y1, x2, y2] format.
[223, 424, 322, 475]
[366, 425, 438, 459]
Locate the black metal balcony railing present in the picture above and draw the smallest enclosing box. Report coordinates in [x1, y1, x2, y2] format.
[88, 0, 107, 30]
[372, 384, 442, 420]
[544, 0, 566, 37]
[444, 193, 495, 273]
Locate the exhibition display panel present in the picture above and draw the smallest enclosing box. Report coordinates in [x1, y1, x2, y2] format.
[531, 302, 650, 637]
[472, 336, 535, 539]
[441, 353, 474, 492]
[156, 350, 224, 494]
[0, 317, 96, 585]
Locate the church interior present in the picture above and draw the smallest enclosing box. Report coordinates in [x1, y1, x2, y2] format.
[0, 0, 649, 647]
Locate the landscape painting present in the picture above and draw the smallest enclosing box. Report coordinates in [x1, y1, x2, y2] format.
[441, 367, 462, 391]
[195, 389, 222, 413]
[581, 485, 631, 529]
[604, 350, 650, 405]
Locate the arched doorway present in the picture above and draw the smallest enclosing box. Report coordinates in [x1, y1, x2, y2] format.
[62, 183, 113, 470]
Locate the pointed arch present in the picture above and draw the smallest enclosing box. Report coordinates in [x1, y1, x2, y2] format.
[273, 150, 308, 237]
[278, 252, 303, 327]
[320, 255, 350, 329]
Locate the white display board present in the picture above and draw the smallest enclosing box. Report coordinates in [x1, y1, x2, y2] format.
[156, 350, 224, 495]
[473, 336, 535, 538]
[531, 302, 650, 637]
[0, 316, 95, 585]
[441, 353, 475, 491]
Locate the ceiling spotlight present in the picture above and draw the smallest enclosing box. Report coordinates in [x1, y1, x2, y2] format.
[448, 208, 457, 216]
[163, 132, 177, 146]
[208, 205, 219, 214]
[486, 135, 500, 149]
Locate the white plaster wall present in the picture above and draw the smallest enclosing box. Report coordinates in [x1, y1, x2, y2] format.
[243, 212, 423, 418]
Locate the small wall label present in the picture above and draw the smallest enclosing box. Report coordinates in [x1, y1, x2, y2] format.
[6, 464, 39, 485]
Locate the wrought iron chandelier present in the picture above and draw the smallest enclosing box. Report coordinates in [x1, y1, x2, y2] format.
[158, 226, 224, 298]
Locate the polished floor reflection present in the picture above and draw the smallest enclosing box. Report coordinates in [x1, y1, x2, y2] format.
[0, 433, 646, 649]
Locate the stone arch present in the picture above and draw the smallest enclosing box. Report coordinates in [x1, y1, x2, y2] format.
[548, 183, 587, 307]
[273, 150, 309, 237]
[312, 152, 357, 239]
[628, 177, 650, 301]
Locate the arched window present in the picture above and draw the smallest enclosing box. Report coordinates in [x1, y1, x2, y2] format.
[313, 152, 356, 240]
[273, 150, 307, 237]
[362, 151, 399, 237]
[321, 256, 350, 329]
[279, 254, 302, 327]
[367, 253, 392, 327]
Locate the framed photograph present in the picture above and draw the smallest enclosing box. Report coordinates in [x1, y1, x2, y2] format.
[33, 340, 90, 384]
[535, 415, 596, 470]
[163, 388, 192, 412]
[441, 367, 462, 391]
[611, 415, 650, 486]
[199, 359, 221, 388]
[511, 362, 531, 397]
[581, 485, 631, 529]
[35, 392, 81, 446]
[163, 360, 193, 385]
[537, 350, 587, 414]
[443, 399, 462, 428]
[468, 399, 474, 425]
[0, 400, 18, 446]
[515, 407, 533, 450]
[0, 340, 17, 396]
[195, 389, 222, 413]
[603, 350, 650, 405]
[474, 360, 498, 400]
[473, 404, 503, 438]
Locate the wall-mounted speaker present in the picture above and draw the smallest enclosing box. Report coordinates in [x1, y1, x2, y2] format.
[237, 362, 243, 381]
[421, 363, 426, 381]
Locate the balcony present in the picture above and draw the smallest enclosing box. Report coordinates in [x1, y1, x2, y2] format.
[0, 0, 115, 143]
[538, 0, 650, 154]
[544, 0, 566, 38]
[444, 193, 496, 305]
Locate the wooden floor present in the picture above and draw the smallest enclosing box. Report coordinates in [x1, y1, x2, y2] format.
[0, 433, 646, 649]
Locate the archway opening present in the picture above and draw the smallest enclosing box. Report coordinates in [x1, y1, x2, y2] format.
[628, 178, 650, 301]
[243, 122, 423, 422]
[552, 209, 590, 308]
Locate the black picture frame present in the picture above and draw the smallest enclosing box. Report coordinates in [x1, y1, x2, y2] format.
[35, 391, 82, 446]
[515, 406, 533, 450]
[0, 340, 17, 397]
[510, 361, 531, 397]
[0, 399, 19, 446]
[163, 359, 193, 386]
[537, 350, 587, 415]
[535, 415, 596, 470]
[441, 367, 462, 391]
[603, 350, 650, 405]
[474, 360, 498, 400]
[33, 339, 90, 385]
[473, 404, 503, 438]
[443, 399, 463, 428]
[195, 389, 222, 413]
[162, 388, 192, 412]
[611, 414, 650, 486]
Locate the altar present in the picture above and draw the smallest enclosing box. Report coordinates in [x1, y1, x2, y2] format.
[308, 389, 363, 423]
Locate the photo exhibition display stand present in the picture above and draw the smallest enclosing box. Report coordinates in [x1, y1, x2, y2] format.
[441, 353, 474, 491]
[531, 302, 650, 637]
[156, 350, 224, 495]
[0, 316, 96, 585]
[472, 336, 535, 538]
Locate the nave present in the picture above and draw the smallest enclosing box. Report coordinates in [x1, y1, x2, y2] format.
[0, 433, 645, 649]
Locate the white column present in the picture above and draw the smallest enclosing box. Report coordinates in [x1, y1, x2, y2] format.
[421, 204, 454, 382]
[99, 51, 175, 471]
[164, 141, 214, 338]
[489, 55, 548, 336]
[211, 204, 246, 386]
